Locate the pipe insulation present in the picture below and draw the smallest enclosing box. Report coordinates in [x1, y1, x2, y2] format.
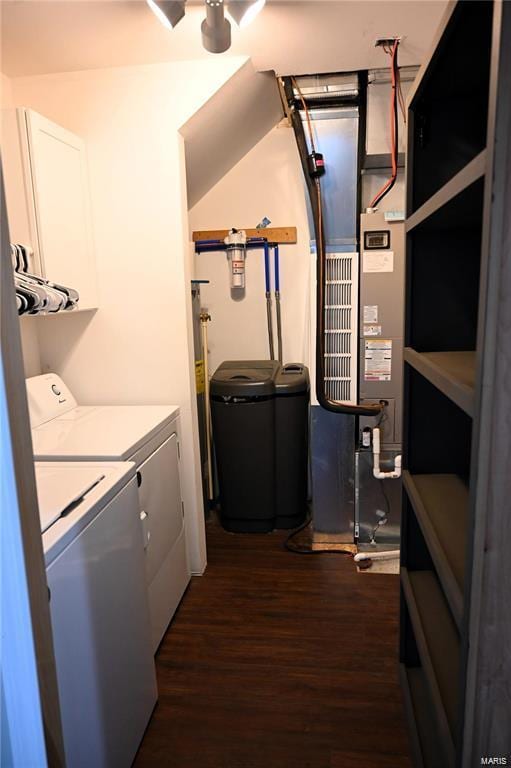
[354, 550, 400, 562]
[284, 76, 382, 417]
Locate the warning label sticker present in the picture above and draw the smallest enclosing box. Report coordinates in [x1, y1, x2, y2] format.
[364, 340, 392, 381]
[363, 305, 378, 323]
[364, 324, 382, 337]
[363, 250, 394, 273]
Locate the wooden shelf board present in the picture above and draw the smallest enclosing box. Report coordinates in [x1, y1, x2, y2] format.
[401, 567, 458, 762]
[400, 664, 448, 768]
[404, 348, 476, 417]
[403, 471, 468, 628]
[192, 226, 297, 244]
[406, 150, 486, 233]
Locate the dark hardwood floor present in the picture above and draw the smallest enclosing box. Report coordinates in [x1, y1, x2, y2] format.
[134, 521, 411, 768]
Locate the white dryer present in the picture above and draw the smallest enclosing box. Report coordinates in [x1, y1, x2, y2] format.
[28, 373, 191, 652]
[35, 460, 157, 768]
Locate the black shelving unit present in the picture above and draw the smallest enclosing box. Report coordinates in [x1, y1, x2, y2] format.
[400, 2, 511, 766]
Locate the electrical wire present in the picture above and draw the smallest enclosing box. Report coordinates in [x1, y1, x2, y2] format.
[369, 480, 392, 544]
[284, 515, 354, 556]
[369, 40, 399, 208]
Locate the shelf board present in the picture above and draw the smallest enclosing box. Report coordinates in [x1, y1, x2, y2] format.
[401, 567, 458, 764]
[403, 472, 468, 628]
[192, 226, 297, 244]
[400, 664, 449, 768]
[406, 150, 486, 233]
[404, 349, 476, 417]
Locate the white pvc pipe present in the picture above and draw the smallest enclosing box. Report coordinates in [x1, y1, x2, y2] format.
[201, 316, 214, 501]
[372, 427, 402, 480]
[354, 550, 400, 562]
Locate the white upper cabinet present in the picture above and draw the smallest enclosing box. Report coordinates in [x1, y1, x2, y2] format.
[2, 108, 99, 310]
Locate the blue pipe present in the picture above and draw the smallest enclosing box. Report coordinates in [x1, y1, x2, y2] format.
[263, 242, 271, 294]
[273, 245, 280, 293]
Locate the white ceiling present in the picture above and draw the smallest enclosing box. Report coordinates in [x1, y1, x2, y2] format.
[0, 0, 448, 79]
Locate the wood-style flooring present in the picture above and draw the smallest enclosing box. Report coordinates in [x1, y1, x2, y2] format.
[134, 521, 411, 768]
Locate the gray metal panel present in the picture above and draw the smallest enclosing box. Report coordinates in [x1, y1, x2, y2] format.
[359, 398, 396, 444]
[359, 213, 405, 338]
[355, 449, 401, 548]
[359, 213, 405, 445]
[305, 109, 359, 247]
[310, 406, 355, 540]
[359, 340, 403, 443]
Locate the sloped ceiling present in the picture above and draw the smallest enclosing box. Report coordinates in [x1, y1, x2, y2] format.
[1, 1, 448, 78]
[182, 61, 283, 208]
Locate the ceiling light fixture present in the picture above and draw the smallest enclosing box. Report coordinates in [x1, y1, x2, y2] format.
[227, 0, 265, 29]
[146, 0, 186, 30]
[201, 0, 231, 53]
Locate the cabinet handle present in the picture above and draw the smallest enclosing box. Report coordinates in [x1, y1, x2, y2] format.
[136, 471, 142, 487]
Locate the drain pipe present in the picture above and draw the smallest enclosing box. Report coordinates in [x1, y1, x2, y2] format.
[264, 242, 275, 360]
[354, 550, 400, 563]
[200, 311, 214, 502]
[274, 245, 283, 363]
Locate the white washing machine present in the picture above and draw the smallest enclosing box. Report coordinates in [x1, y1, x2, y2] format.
[27, 373, 191, 652]
[35, 460, 157, 768]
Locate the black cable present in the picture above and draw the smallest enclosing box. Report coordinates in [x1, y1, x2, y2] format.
[284, 514, 354, 556]
[370, 479, 392, 543]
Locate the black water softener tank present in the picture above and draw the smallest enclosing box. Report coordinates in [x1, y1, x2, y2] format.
[210, 360, 309, 533]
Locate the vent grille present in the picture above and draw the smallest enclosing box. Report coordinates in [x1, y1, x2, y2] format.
[323, 253, 358, 403]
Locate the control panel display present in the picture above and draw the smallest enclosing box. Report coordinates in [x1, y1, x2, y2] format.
[364, 230, 390, 250]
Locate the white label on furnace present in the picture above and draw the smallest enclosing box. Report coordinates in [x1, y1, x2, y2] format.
[364, 324, 382, 337]
[364, 305, 378, 323]
[364, 340, 392, 382]
[363, 250, 394, 273]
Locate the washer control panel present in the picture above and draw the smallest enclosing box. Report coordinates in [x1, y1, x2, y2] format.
[26, 373, 77, 428]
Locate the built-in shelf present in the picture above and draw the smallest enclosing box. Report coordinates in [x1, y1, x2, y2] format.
[401, 0, 509, 761]
[400, 664, 447, 768]
[401, 568, 458, 764]
[403, 472, 468, 628]
[404, 349, 476, 417]
[406, 151, 486, 234]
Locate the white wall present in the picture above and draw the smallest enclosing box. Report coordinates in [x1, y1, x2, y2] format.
[190, 122, 313, 375]
[8, 56, 248, 573]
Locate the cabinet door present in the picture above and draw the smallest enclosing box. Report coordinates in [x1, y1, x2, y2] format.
[1, 109, 42, 274]
[25, 110, 98, 309]
[137, 432, 184, 586]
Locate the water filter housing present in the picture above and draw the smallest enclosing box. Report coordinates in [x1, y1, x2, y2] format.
[224, 228, 247, 289]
